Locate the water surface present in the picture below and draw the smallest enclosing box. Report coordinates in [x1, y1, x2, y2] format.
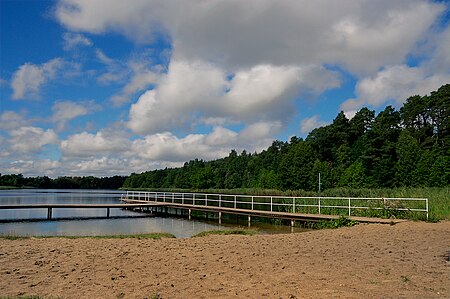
[0, 189, 309, 238]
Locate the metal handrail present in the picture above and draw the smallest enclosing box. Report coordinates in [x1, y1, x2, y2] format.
[122, 191, 429, 220]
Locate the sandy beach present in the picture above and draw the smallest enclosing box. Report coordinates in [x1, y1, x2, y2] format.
[0, 221, 449, 299]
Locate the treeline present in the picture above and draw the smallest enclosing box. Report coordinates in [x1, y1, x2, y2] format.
[124, 84, 449, 191]
[0, 174, 127, 189]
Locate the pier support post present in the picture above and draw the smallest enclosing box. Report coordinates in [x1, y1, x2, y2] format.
[290, 219, 295, 227]
[189, 209, 192, 220]
[107, 208, 110, 218]
[47, 208, 52, 220]
[247, 215, 251, 227]
[218, 212, 222, 224]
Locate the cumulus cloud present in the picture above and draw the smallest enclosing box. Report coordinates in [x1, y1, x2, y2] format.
[300, 115, 329, 134]
[94, 49, 162, 105]
[51, 100, 99, 130]
[11, 58, 64, 99]
[61, 130, 130, 157]
[54, 120, 280, 176]
[128, 60, 339, 134]
[55, 0, 444, 74]
[63, 32, 92, 50]
[340, 19, 450, 114]
[4, 160, 62, 177]
[0, 111, 30, 130]
[341, 65, 450, 113]
[110, 61, 161, 106]
[9, 126, 58, 153]
[131, 122, 281, 162]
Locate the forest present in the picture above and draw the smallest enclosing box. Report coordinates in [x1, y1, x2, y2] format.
[0, 174, 127, 190]
[123, 84, 449, 191]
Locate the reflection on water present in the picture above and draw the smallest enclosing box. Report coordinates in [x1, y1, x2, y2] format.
[0, 216, 238, 239]
[0, 189, 309, 238]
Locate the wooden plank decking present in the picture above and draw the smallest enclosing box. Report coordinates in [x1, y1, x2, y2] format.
[121, 199, 407, 224]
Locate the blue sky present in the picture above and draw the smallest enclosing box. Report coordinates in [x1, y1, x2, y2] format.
[1, 0, 449, 177]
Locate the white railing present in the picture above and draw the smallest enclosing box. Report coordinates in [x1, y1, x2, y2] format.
[121, 191, 429, 220]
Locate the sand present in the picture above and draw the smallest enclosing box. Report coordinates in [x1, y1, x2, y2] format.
[0, 221, 449, 299]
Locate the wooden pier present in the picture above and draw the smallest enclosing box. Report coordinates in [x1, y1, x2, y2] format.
[0, 203, 163, 220]
[121, 198, 408, 225]
[1, 189, 425, 225]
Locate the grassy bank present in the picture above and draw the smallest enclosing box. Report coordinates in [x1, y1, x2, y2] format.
[0, 186, 23, 190]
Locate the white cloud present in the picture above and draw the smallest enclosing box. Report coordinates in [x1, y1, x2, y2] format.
[127, 60, 226, 134]
[3, 160, 62, 177]
[340, 14, 450, 114]
[9, 126, 58, 153]
[63, 32, 92, 50]
[61, 130, 130, 157]
[94, 49, 163, 105]
[238, 121, 282, 142]
[110, 61, 161, 106]
[51, 100, 99, 130]
[131, 121, 282, 162]
[300, 115, 328, 134]
[11, 58, 64, 99]
[128, 60, 339, 134]
[341, 65, 450, 113]
[0, 111, 30, 130]
[52, 121, 280, 176]
[223, 64, 339, 122]
[95, 49, 123, 83]
[56, 0, 444, 74]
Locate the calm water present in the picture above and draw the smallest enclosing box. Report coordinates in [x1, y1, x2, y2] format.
[0, 189, 308, 238]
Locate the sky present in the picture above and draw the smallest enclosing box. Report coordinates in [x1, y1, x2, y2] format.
[0, 0, 449, 178]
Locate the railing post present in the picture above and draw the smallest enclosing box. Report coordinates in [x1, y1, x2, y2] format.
[348, 198, 351, 216]
[252, 196, 254, 210]
[219, 195, 221, 207]
[293, 198, 295, 213]
[172, 193, 174, 203]
[193, 193, 196, 206]
[318, 197, 321, 214]
[163, 192, 166, 202]
[206, 194, 208, 206]
[271, 197, 273, 212]
[47, 208, 52, 220]
[234, 195, 236, 209]
[426, 198, 429, 220]
[182, 193, 184, 205]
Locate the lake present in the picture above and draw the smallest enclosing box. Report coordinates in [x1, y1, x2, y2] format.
[0, 189, 308, 238]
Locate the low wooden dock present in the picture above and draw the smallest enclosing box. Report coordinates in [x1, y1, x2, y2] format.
[0, 203, 163, 220]
[122, 199, 407, 225]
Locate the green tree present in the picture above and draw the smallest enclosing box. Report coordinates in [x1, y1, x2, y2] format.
[395, 130, 421, 186]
